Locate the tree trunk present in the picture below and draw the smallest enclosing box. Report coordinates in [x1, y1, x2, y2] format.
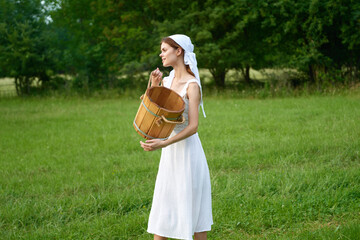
[244, 64, 251, 84]
[246, 65, 250, 81]
[210, 68, 226, 88]
[308, 64, 316, 83]
[240, 64, 251, 85]
[356, 54, 360, 82]
[25, 77, 30, 94]
[15, 77, 20, 96]
[39, 72, 50, 89]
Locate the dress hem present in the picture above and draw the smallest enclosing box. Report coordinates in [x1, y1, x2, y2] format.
[146, 230, 192, 240]
[147, 224, 213, 240]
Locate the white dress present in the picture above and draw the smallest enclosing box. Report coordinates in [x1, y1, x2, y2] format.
[147, 75, 213, 239]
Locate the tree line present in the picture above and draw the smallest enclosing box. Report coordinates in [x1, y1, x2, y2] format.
[0, 0, 359, 95]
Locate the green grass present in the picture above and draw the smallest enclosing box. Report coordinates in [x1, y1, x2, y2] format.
[0, 93, 360, 239]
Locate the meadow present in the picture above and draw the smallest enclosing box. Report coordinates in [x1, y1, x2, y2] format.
[0, 92, 360, 239]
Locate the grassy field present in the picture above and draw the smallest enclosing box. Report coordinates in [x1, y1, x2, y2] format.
[1, 93, 360, 239]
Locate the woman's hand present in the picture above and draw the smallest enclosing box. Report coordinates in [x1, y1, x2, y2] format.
[140, 139, 167, 151]
[150, 67, 163, 86]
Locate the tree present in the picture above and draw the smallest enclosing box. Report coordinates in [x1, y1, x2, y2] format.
[0, 0, 56, 95]
[259, 0, 360, 84]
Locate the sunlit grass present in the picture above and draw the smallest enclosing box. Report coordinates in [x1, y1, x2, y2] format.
[0, 94, 359, 239]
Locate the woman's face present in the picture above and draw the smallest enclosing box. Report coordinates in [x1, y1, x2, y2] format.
[159, 42, 178, 67]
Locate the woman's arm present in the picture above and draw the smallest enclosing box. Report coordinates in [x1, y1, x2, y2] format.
[140, 82, 201, 151]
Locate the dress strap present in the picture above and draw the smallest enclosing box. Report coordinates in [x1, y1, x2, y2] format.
[180, 79, 206, 118]
[180, 79, 199, 97]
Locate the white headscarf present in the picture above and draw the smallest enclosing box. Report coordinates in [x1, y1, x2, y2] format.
[168, 34, 206, 118]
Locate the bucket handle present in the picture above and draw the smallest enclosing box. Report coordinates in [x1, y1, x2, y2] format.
[155, 115, 185, 126]
[147, 72, 163, 89]
[140, 73, 164, 99]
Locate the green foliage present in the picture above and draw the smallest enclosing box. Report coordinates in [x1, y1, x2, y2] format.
[260, 0, 360, 83]
[1, 0, 360, 94]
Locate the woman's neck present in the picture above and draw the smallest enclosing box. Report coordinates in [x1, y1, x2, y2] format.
[172, 61, 188, 82]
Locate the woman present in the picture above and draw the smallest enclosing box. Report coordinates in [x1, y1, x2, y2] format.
[140, 34, 213, 240]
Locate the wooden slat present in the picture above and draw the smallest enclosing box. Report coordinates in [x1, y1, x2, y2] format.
[148, 87, 162, 106]
[163, 91, 176, 110]
[156, 88, 171, 108]
[147, 97, 166, 138]
[157, 108, 175, 138]
[134, 101, 146, 138]
[140, 96, 157, 138]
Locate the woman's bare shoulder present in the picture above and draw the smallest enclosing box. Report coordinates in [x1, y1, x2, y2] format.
[185, 81, 201, 100]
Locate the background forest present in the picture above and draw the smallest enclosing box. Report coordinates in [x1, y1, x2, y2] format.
[0, 0, 359, 96]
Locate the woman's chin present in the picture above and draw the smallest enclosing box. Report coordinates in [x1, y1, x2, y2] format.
[163, 62, 173, 68]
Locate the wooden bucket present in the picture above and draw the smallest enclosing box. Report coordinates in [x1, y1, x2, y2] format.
[133, 77, 185, 140]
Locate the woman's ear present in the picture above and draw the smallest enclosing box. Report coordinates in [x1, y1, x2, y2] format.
[176, 47, 183, 57]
